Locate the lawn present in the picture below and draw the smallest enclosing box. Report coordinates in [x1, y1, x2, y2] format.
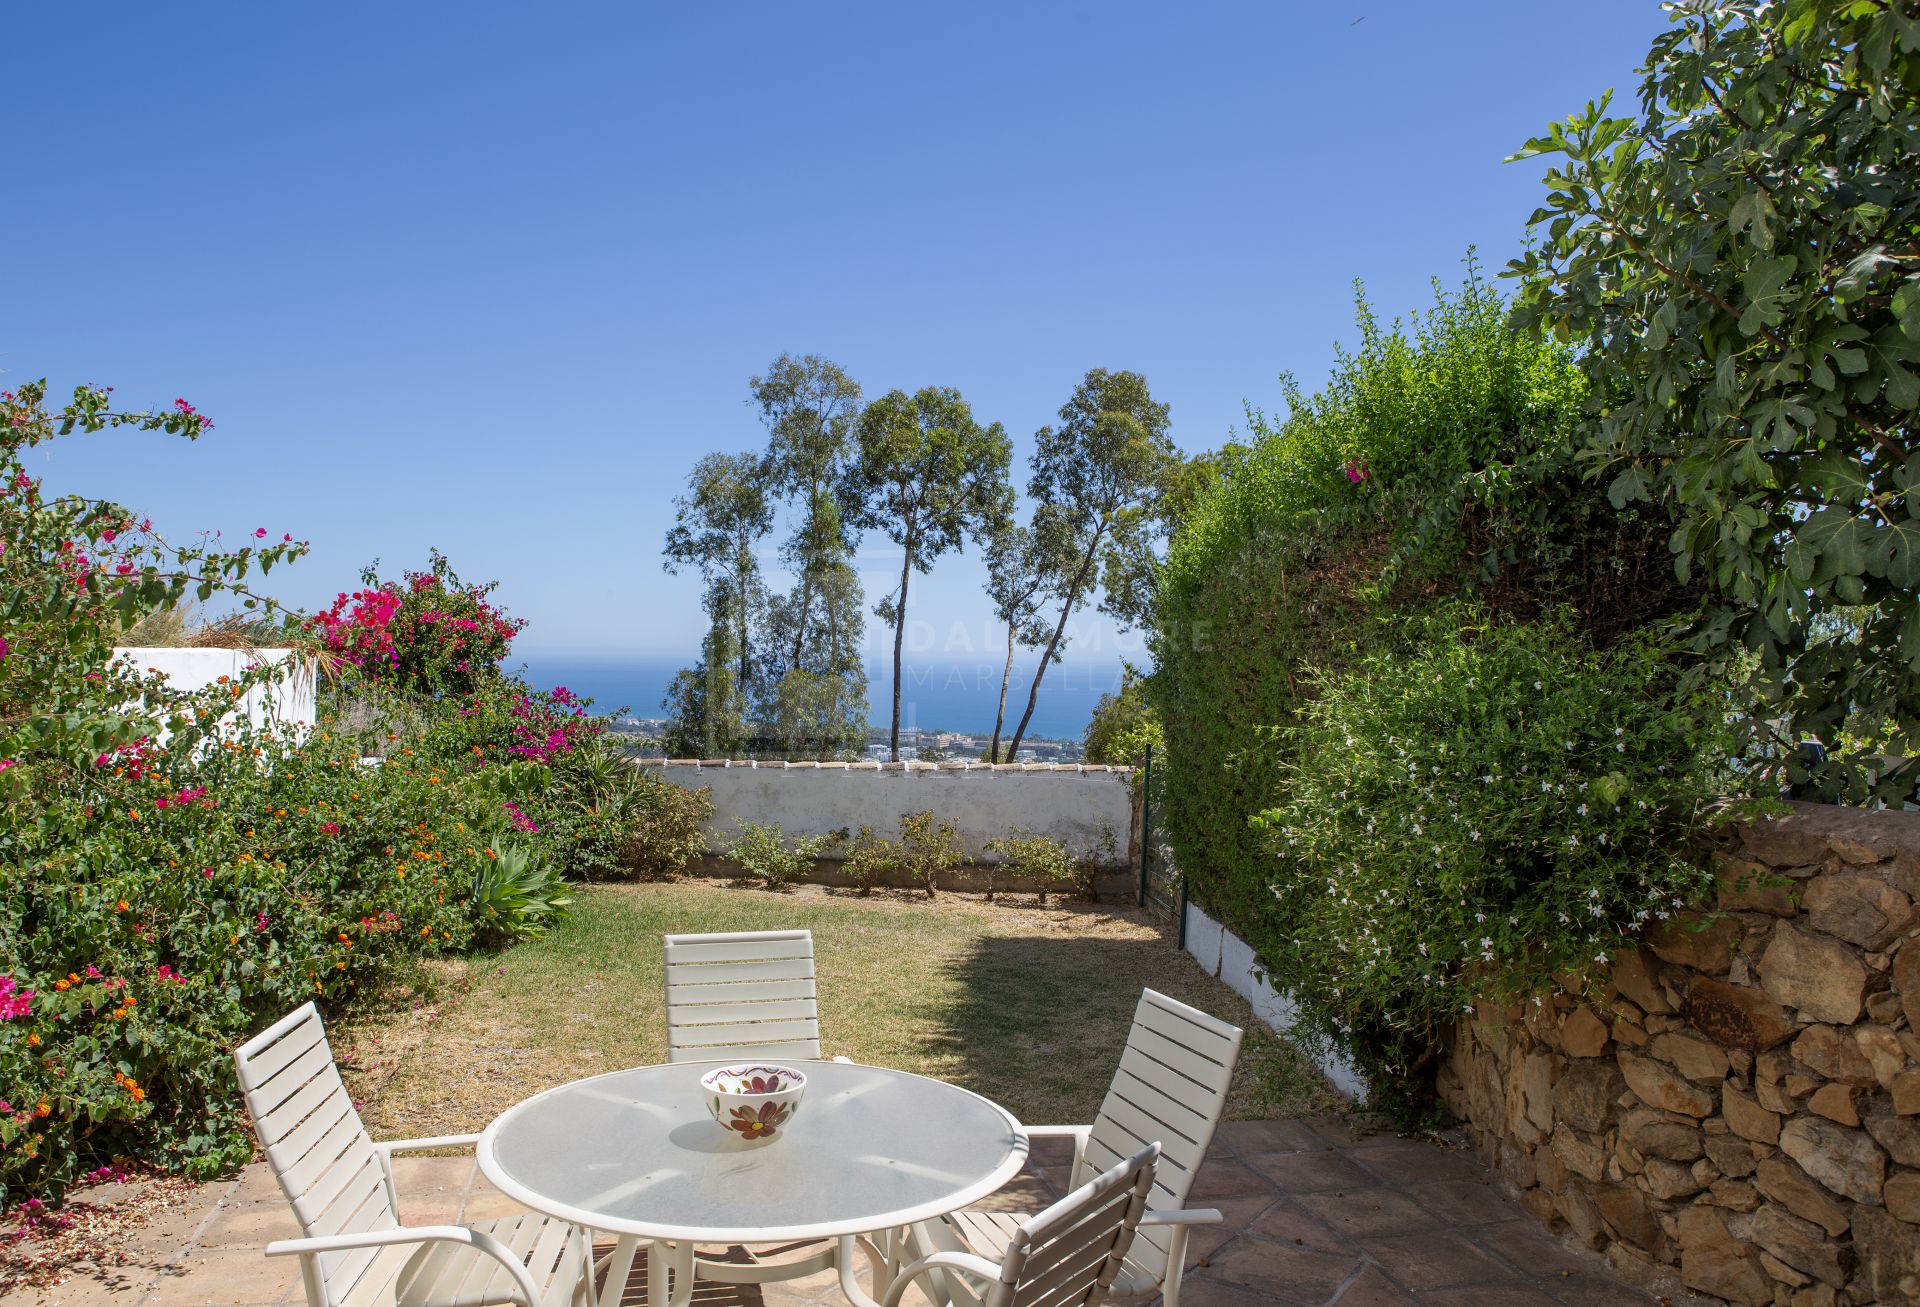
[342, 879, 1340, 1138]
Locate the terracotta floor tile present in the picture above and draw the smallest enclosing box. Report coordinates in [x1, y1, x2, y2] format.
[1202, 1236, 1364, 1306]
[1466, 1220, 1610, 1280]
[1247, 1198, 1354, 1255]
[188, 1203, 302, 1252]
[1242, 1147, 1382, 1194]
[1405, 1178, 1528, 1227]
[1414, 1286, 1566, 1307]
[1213, 1120, 1326, 1156]
[1348, 1230, 1517, 1291]
[1186, 1160, 1278, 1203]
[1341, 1138, 1487, 1187]
[1296, 1188, 1449, 1239]
[1330, 1264, 1422, 1305]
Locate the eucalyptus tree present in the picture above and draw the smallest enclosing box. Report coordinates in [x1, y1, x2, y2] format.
[1006, 369, 1176, 760]
[850, 386, 1012, 760]
[983, 510, 1072, 761]
[662, 451, 773, 736]
[750, 354, 865, 675]
[1510, 0, 1920, 801]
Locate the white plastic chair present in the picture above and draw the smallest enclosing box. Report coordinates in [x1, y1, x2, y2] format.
[235, 1003, 593, 1307]
[883, 1143, 1160, 1307]
[910, 990, 1242, 1307]
[663, 928, 832, 1062]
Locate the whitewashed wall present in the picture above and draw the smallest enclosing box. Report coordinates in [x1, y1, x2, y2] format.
[644, 760, 1137, 867]
[1182, 900, 1369, 1101]
[112, 646, 316, 740]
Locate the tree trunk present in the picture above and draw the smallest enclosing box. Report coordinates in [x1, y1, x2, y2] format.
[889, 544, 913, 762]
[1007, 534, 1102, 759]
[989, 621, 1016, 762]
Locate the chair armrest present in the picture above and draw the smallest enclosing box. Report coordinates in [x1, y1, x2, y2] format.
[880, 1251, 1005, 1307]
[1022, 1124, 1091, 1174]
[1140, 1207, 1224, 1227]
[266, 1224, 542, 1307]
[372, 1133, 483, 1155]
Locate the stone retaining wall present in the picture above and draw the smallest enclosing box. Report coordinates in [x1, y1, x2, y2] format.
[1437, 803, 1920, 1305]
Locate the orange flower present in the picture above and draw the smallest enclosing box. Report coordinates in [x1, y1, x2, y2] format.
[35, 1102, 50, 1118]
[116, 899, 130, 912]
[54, 979, 71, 991]
[129, 1086, 145, 1102]
[26, 1033, 40, 1047]
[420, 926, 431, 936]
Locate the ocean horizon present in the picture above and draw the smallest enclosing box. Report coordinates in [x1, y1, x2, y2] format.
[515, 653, 1133, 741]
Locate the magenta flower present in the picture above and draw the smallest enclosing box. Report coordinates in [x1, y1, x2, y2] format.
[0, 975, 34, 1021]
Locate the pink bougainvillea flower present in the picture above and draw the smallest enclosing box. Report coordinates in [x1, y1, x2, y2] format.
[1344, 458, 1370, 484]
[319, 821, 340, 835]
[0, 975, 34, 1021]
[253, 528, 268, 538]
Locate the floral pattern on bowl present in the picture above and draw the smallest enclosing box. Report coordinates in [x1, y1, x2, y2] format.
[701, 1063, 807, 1142]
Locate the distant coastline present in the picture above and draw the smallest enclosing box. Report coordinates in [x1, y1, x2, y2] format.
[514, 653, 1132, 742]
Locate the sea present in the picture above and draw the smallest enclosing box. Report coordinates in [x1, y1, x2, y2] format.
[515, 654, 1132, 741]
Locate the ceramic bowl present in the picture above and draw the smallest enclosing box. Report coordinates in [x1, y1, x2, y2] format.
[700, 1063, 807, 1142]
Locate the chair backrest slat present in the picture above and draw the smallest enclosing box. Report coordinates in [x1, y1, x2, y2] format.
[1074, 990, 1241, 1284]
[996, 1143, 1158, 1307]
[235, 1003, 400, 1305]
[664, 929, 823, 1062]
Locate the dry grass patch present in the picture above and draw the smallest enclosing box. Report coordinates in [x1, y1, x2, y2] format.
[347, 880, 1339, 1137]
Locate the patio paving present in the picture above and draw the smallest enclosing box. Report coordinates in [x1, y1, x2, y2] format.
[1, 1120, 1677, 1307]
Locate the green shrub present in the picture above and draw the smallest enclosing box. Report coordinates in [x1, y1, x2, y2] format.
[622, 774, 714, 880]
[840, 825, 902, 896]
[898, 811, 962, 899]
[984, 832, 1076, 904]
[1082, 672, 1161, 774]
[1249, 611, 1725, 1113]
[727, 821, 839, 891]
[1147, 270, 1710, 1107]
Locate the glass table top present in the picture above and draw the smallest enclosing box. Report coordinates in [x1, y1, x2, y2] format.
[478, 1060, 1029, 1241]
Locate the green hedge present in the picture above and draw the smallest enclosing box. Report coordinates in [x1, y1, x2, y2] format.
[1148, 269, 1704, 1106]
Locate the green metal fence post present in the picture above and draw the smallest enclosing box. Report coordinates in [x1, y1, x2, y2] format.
[1137, 743, 1151, 909]
[1176, 874, 1189, 949]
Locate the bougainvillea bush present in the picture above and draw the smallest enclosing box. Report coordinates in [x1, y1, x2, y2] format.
[307, 552, 522, 698]
[0, 382, 573, 1203]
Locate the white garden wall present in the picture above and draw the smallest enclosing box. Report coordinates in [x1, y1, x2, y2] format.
[113, 646, 316, 740]
[643, 759, 1137, 868]
[1182, 900, 1370, 1101]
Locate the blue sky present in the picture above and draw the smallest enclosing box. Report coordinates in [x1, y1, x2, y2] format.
[7, 2, 1664, 663]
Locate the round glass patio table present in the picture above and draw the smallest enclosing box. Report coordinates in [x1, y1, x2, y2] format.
[477, 1060, 1028, 1307]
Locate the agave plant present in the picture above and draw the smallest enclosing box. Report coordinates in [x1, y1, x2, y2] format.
[470, 840, 572, 943]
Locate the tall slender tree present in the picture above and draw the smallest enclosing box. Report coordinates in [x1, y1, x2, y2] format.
[983, 510, 1072, 761]
[1006, 369, 1176, 759]
[850, 387, 1012, 760]
[663, 451, 773, 740]
[747, 354, 868, 758]
[750, 354, 864, 673]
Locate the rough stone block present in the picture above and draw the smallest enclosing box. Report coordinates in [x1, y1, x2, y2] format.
[1759, 923, 1869, 1024]
[1619, 1051, 1716, 1117]
[1687, 977, 1796, 1052]
[1779, 1115, 1888, 1205]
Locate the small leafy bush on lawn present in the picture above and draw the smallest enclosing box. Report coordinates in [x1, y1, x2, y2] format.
[728, 821, 840, 891]
[841, 825, 902, 895]
[984, 832, 1076, 904]
[1250, 610, 1725, 1114]
[899, 811, 963, 899]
